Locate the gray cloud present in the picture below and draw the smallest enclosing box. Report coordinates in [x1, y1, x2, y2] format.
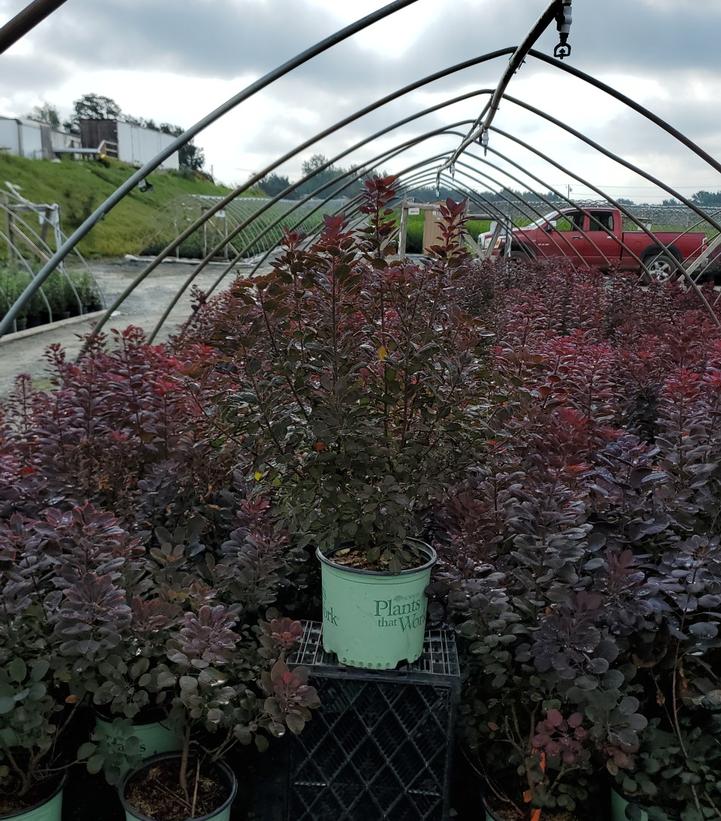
[1, 53, 70, 92]
[2, 0, 721, 193]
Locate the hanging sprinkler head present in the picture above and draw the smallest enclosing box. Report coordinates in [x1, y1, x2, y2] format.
[554, 0, 572, 59]
[480, 128, 490, 156]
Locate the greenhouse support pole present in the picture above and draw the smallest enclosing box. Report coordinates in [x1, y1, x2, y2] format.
[0, 0, 66, 54]
[0, 0, 421, 338]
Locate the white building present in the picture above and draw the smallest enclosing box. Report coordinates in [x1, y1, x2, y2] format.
[0, 116, 179, 171]
[79, 119, 179, 170]
[0, 116, 81, 159]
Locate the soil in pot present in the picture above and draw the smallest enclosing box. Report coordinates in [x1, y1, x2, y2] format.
[0, 774, 63, 818]
[330, 545, 419, 571]
[123, 758, 231, 821]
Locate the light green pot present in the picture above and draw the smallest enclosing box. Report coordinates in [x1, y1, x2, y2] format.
[317, 540, 436, 669]
[0, 777, 63, 821]
[95, 714, 182, 763]
[119, 754, 237, 821]
[612, 789, 648, 821]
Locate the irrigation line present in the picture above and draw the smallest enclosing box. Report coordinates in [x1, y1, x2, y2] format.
[443, 0, 560, 175]
[0, 0, 424, 337]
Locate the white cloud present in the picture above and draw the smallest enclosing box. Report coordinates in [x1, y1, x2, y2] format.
[0, 0, 720, 204]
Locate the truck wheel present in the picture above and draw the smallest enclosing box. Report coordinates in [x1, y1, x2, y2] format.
[643, 252, 681, 283]
[509, 249, 532, 264]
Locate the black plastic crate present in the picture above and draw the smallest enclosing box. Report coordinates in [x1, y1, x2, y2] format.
[284, 621, 460, 821]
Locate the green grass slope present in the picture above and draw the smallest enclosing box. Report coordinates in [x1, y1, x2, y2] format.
[0, 154, 241, 257]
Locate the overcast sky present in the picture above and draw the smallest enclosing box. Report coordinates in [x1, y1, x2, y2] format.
[3, 0, 721, 203]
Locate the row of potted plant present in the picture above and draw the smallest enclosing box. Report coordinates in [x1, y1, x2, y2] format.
[0, 266, 102, 331]
[0, 499, 319, 820]
[432, 258, 721, 820]
[3, 177, 721, 818]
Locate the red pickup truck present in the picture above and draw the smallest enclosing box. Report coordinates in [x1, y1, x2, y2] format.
[488, 206, 715, 281]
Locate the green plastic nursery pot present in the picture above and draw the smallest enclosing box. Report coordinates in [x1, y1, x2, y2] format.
[0, 776, 64, 821]
[119, 754, 237, 821]
[95, 714, 182, 763]
[317, 539, 437, 669]
[611, 789, 648, 821]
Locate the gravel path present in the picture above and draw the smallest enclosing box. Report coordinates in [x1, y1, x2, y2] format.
[0, 258, 255, 396]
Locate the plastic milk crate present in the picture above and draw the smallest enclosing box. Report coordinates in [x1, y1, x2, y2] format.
[283, 621, 461, 821]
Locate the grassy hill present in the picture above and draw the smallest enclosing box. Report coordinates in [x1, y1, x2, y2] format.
[0, 154, 252, 258]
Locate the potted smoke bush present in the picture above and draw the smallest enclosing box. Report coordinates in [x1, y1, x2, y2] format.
[0, 513, 80, 821]
[0, 658, 69, 821]
[75, 596, 186, 785]
[610, 713, 721, 821]
[608, 535, 721, 820]
[29, 504, 182, 785]
[118, 605, 318, 821]
[228, 176, 483, 668]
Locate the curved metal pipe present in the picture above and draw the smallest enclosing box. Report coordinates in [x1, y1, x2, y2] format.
[0, 0, 67, 54]
[529, 49, 721, 178]
[445, 0, 560, 173]
[151, 120, 570, 337]
[0, 0, 427, 336]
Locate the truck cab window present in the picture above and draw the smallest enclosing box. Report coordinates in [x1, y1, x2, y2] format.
[589, 212, 614, 233]
[556, 211, 584, 232]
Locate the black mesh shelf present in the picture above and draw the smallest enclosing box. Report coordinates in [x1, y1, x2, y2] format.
[284, 621, 461, 821]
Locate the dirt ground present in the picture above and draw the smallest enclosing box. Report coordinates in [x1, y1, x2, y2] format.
[0, 258, 257, 396]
